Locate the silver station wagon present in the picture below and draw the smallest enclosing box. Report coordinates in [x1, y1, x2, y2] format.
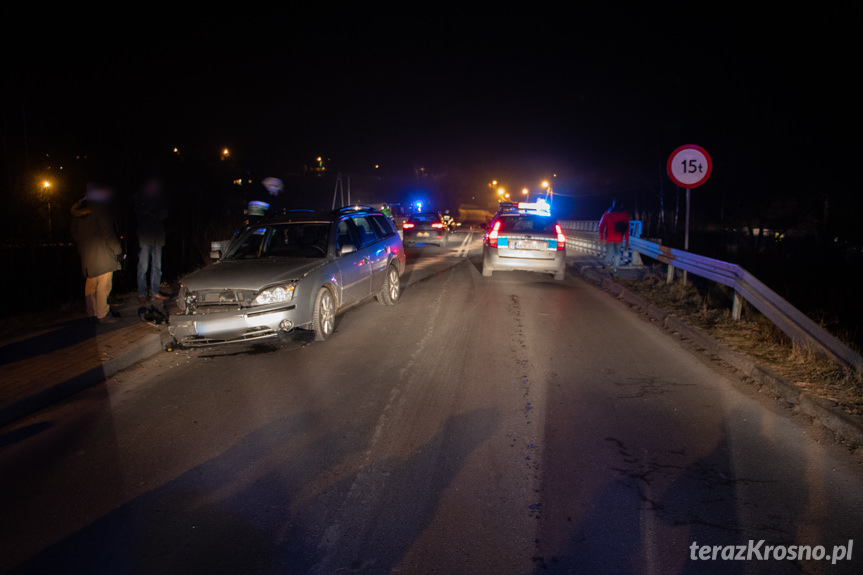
[169, 206, 406, 346]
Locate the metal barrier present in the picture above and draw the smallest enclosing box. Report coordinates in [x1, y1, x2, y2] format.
[558, 220, 863, 371]
[559, 220, 642, 266]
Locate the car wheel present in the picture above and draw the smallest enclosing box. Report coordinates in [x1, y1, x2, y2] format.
[312, 287, 335, 341]
[554, 268, 565, 281]
[482, 259, 493, 277]
[377, 265, 401, 305]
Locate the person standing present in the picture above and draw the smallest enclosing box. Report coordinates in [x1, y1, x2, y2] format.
[69, 183, 123, 323]
[245, 176, 285, 226]
[134, 178, 169, 304]
[598, 199, 630, 272]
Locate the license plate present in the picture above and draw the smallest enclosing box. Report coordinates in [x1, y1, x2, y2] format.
[512, 240, 547, 250]
[417, 232, 429, 238]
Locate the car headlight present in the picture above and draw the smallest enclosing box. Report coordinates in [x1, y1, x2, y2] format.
[253, 284, 296, 305]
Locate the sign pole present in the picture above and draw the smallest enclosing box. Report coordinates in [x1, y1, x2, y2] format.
[667, 144, 713, 286]
[683, 188, 690, 284]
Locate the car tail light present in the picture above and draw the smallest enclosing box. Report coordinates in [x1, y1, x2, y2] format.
[555, 224, 566, 251]
[488, 220, 502, 248]
[431, 223, 444, 229]
[403, 222, 415, 229]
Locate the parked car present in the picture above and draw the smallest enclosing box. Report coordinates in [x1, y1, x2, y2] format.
[402, 212, 449, 247]
[482, 205, 566, 280]
[169, 206, 405, 346]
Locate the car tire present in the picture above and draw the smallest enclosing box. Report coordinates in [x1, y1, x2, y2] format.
[554, 268, 565, 281]
[482, 262, 493, 277]
[312, 287, 336, 341]
[377, 265, 401, 305]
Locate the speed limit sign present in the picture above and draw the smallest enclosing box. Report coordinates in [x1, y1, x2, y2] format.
[667, 145, 712, 188]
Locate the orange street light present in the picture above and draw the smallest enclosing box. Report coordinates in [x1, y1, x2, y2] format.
[42, 180, 53, 241]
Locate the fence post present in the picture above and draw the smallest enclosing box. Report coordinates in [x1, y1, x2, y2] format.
[666, 264, 674, 284]
[732, 290, 743, 320]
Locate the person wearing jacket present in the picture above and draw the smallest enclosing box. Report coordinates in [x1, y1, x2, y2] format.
[598, 199, 630, 272]
[70, 184, 123, 323]
[134, 178, 169, 304]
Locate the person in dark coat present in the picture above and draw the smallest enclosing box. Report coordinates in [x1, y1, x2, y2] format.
[69, 183, 123, 322]
[134, 178, 168, 303]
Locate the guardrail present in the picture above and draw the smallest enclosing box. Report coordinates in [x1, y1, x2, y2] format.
[559, 220, 642, 266]
[559, 220, 863, 372]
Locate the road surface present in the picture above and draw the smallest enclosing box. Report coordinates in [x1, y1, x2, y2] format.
[1, 231, 861, 574]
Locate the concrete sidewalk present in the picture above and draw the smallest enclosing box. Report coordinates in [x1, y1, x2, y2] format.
[0, 296, 168, 428]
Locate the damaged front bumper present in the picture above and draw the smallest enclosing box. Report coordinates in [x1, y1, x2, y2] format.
[168, 303, 300, 347]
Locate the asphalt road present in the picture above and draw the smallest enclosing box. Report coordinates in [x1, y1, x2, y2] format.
[2, 231, 862, 574]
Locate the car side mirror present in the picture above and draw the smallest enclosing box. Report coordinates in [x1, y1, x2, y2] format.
[339, 243, 357, 256]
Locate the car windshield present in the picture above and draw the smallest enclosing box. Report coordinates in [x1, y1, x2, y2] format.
[225, 223, 330, 260]
[496, 215, 558, 234]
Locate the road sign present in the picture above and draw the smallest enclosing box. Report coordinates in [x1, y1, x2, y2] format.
[667, 145, 712, 189]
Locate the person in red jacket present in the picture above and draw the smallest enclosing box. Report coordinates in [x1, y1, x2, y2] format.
[598, 199, 630, 272]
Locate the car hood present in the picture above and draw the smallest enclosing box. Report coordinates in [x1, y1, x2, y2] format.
[181, 258, 329, 291]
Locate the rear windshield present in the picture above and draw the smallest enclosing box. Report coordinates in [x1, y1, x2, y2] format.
[225, 223, 330, 259]
[409, 213, 439, 223]
[496, 215, 558, 233]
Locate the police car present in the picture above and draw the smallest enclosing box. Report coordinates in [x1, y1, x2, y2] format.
[482, 201, 566, 280]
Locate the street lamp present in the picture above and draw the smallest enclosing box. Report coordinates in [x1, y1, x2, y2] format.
[42, 180, 52, 242]
[522, 188, 529, 195]
[541, 180, 553, 203]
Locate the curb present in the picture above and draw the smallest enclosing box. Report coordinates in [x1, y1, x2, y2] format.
[0, 332, 163, 429]
[572, 262, 863, 446]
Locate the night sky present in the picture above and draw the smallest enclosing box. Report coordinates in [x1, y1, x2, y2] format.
[4, 3, 860, 217]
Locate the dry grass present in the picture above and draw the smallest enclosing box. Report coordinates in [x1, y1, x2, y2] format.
[618, 268, 863, 417]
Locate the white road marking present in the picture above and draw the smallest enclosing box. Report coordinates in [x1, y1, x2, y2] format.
[456, 232, 474, 258]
